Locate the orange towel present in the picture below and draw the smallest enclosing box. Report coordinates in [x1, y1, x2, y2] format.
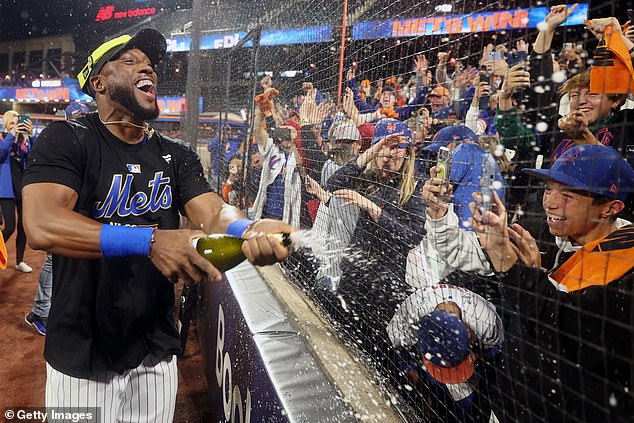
[0, 232, 6, 270]
[551, 225, 634, 292]
[589, 23, 634, 94]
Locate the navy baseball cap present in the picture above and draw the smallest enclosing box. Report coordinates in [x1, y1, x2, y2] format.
[417, 310, 474, 384]
[65, 102, 90, 119]
[423, 125, 478, 152]
[523, 145, 634, 202]
[371, 118, 412, 146]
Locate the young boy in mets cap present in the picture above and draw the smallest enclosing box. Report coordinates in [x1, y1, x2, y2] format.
[471, 144, 634, 422]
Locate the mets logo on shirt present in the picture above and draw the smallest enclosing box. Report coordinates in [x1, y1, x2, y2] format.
[92, 171, 173, 219]
[269, 155, 284, 172]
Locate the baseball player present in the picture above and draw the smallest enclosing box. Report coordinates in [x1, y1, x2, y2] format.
[21, 29, 293, 422]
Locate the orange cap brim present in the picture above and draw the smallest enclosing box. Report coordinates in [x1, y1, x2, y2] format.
[422, 354, 475, 385]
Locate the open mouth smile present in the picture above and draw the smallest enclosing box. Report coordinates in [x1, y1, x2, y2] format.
[135, 79, 156, 99]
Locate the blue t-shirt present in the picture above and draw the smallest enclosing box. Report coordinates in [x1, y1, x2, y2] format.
[450, 142, 505, 228]
[263, 152, 290, 219]
[207, 133, 244, 178]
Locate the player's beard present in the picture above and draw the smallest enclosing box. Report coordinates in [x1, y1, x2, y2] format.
[110, 83, 159, 121]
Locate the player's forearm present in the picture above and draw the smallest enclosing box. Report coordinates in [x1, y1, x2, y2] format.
[24, 204, 103, 258]
[184, 192, 248, 236]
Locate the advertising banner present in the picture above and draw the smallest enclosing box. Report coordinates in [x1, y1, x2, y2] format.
[0, 86, 92, 102]
[156, 96, 203, 114]
[352, 3, 588, 40]
[166, 26, 333, 52]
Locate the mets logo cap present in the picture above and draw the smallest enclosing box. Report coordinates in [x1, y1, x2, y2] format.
[416, 310, 474, 385]
[371, 118, 413, 146]
[523, 144, 634, 202]
[77, 28, 167, 98]
[423, 125, 478, 152]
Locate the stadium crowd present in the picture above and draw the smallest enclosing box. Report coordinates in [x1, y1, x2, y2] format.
[208, 5, 634, 423]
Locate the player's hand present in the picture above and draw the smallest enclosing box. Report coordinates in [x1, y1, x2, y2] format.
[242, 219, 295, 266]
[150, 229, 222, 283]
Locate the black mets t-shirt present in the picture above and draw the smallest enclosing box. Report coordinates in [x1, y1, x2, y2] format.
[22, 112, 212, 378]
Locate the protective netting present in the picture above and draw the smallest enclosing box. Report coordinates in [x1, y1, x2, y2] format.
[188, 1, 634, 422]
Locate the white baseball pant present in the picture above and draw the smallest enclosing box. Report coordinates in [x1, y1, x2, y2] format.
[45, 355, 178, 423]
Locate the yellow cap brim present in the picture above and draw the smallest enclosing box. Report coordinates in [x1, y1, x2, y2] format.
[77, 35, 131, 97]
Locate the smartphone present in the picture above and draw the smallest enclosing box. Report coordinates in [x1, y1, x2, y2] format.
[436, 146, 453, 181]
[563, 42, 573, 50]
[17, 114, 30, 125]
[488, 51, 503, 62]
[479, 66, 494, 88]
[270, 127, 292, 144]
[16, 114, 30, 134]
[480, 153, 497, 223]
[509, 51, 528, 67]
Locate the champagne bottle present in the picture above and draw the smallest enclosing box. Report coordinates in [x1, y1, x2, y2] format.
[193, 233, 291, 273]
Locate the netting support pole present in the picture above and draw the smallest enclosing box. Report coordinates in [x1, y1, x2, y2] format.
[182, 0, 205, 149]
[336, 0, 349, 106]
[237, 27, 262, 212]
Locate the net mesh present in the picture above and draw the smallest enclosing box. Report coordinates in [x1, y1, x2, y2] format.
[52, 0, 634, 421]
[171, 1, 634, 422]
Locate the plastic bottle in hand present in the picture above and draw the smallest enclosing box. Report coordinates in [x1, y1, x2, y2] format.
[193, 233, 291, 273]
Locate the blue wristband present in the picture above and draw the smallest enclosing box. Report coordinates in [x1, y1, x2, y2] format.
[226, 218, 254, 238]
[100, 225, 154, 258]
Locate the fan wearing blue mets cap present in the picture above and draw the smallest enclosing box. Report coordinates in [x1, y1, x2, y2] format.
[424, 125, 505, 228]
[387, 284, 503, 421]
[21, 28, 294, 422]
[469, 144, 634, 422]
[324, 118, 426, 370]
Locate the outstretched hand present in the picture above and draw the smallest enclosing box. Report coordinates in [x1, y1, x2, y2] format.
[334, 189, 382, 222]
[544, 3, 578, 31]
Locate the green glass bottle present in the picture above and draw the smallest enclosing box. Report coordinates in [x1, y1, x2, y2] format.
[193, 233, 291, 273]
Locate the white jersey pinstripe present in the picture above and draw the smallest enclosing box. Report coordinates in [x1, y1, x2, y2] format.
[45, 355, 177, 423]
